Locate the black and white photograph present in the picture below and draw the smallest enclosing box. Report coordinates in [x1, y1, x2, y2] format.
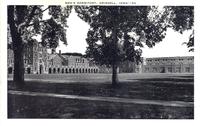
[6, 4, 195, 119]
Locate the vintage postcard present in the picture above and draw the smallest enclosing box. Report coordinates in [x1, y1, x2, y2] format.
[0, 0, 200, 126]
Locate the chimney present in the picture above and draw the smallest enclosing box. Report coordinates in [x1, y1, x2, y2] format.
[51, 48, 55, 54]
[59, 50, 61, 55]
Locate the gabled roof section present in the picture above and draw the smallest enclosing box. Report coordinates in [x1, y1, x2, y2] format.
[58, 55, 68, 65]
[48, 53, 68, 66]
[48, 54, 57, 60]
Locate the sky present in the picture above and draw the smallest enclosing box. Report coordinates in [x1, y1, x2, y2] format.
[51, 7, 193, 58]
[56, 8, 89, 54]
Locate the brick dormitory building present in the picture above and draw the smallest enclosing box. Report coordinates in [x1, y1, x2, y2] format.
[7, 39, 194, 74]
[8, 41, 103, 75]
[7, 42, 194, 75]
[141, 56, 194, 73]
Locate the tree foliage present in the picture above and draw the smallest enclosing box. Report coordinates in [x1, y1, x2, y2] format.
[7, 5, 72, 87]
[75, 6, 170, 85]
[8, 6, 72, 47]
[166, 6, 194, 51]
[75, 6, 168, 67]
[169, 6, 194, 33]
[75, 6, 194, 85]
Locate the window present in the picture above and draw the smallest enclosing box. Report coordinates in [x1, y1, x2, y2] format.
[153, 67, 157, 72]
[176, 67, 181, 73]
[145, 67, 149, 72]
[53, 68, 56, 73]
[168, 67, 172, 72]
[51, 59, 53, 65]
[185, 67, 190, 72]
[160, 67, 165, 73]
[49, 68, 51, 74]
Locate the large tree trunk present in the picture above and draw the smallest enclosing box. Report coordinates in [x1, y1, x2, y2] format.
[13, 44, 25, 88]
[8, 6, 25, 88]
[111, 24, 119, 86]
[112, 63, 119, 86]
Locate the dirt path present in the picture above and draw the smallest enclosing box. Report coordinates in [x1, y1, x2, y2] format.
[8, 90, 193, 107]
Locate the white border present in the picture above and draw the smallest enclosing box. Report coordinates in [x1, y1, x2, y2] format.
[0, 0, 199, 126]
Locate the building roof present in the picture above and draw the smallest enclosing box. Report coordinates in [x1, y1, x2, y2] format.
[48, 53, 68, 66]
[48, 54, 57, 60]
[61, 52, 83, 57]
[144, 56, 194, 60]
[58, 55, 68, 65]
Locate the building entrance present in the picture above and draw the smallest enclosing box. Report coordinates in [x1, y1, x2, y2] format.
[27, 68, 31, 74]
[39, 65, 43, 74]
[8, 67, 12, 74]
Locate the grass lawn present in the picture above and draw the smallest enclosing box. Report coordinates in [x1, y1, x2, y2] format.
[8, 73, 194, 119]
[8, 95, 193, 119]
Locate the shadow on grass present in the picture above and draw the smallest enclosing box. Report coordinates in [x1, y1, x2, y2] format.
[131, 78, 194, 83]
[8, 94, 194, 119]
[8, 75, 194, 102]
[8, 75, 194, 119]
